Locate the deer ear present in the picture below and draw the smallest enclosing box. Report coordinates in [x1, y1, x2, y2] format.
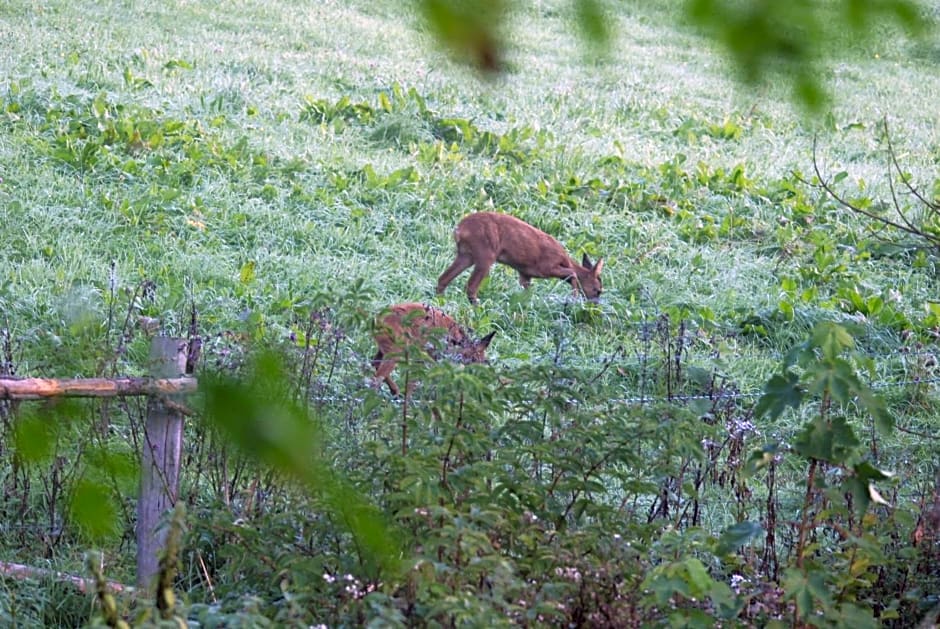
[593, 258, 604, 276]
[479, 330, 497, 348]
[581, 253, 593, 269]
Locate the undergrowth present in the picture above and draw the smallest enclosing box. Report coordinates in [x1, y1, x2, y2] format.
[1, 0, 939, 626]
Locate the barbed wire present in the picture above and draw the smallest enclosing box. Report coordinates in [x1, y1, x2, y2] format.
[301, 373, 940, 409]
[869, 375, 940, 390]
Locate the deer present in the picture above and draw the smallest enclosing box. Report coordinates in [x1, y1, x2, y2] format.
[372, 303, 496, 396]
[436, 212, 604, 304]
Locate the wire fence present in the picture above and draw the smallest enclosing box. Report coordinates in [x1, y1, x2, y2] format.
[300, 357, 940, 408]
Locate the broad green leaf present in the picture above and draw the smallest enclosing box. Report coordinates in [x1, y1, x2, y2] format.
[844, 462, 893, 514]
[782, 568, 814, 620]
[857, 388, 894, 433]
[683, 558, 713, 597]
[806, 569, 834, 609]
[575, 0, 611, 52]
[85, 445, 139, 494]
[834, 602, 879, 629]
[755, 371, 803, 420]
[163, 58, 194, 70]
[806, 358, 860, 403]
[854, 461, 894, 483]
[783, 340, 812, 369]
[794, 415, 860, 463]
[70, 478, 120, 541]
[378, 91, 392, 113]
[844, 476, 871, 516]
[644, 576, 690, 604]
[708, 580, 741, 620]
[203, 350, 403, 577]
[783, 567, 834, 620]
[811, 321, 854, 360]
[12, 413, 54, 464]
[716, 520, 764, 555]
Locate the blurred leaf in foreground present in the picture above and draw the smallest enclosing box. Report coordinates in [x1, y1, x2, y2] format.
[417, 0, 930, 111]
[203, 350, 403, 578]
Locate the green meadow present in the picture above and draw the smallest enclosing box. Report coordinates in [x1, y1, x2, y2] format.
[1, 0, 938, 625]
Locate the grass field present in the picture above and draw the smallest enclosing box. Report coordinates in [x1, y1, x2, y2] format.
[2, 1, 937, 365]
[1, 0, 939, 625]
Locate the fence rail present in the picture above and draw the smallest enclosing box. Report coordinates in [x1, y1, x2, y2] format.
[0, 336, 194, 594]
[0, 560, 132, 595]
[0, 376, 197, 400]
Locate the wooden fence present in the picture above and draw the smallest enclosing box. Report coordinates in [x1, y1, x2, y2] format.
[0, 336, 198, 592]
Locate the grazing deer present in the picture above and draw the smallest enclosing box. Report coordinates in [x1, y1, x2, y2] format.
[436, 212, 604, 304]
[372, 303, 496, 396]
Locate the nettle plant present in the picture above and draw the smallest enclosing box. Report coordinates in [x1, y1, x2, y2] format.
[754, 321, 900, 625]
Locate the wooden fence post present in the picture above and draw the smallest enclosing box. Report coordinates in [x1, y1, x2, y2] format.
[136, 337, 188, 591]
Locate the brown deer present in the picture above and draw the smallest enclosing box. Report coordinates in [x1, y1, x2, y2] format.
[436, 212, 604, 304]
[372, 303, 496, 396]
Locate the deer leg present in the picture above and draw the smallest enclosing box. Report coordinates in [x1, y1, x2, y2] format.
[518, 273, 531, 289]
[373, 357, 400, 396]
[568, 277, 582, 297]
[465, 259, 495, 304]
[437, 252, 474, 295]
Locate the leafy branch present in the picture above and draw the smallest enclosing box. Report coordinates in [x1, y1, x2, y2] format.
[801, 120, 940, 256]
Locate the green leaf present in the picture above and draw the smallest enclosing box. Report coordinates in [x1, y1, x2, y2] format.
[70, 478, 120, 541]
[782, 568, 814, 621]
[854, 461, 893, 483]
[683, 558, 713, 597]
[844, 476, 871, 516]
[644, 575, 689, 604]
[857, 388, 894, 433]
[575, 0, 611, 51]
[806, 569, 834, 610]
[12, 413, 54, 464]
[806, 358, 860, 403]
[783, 567, 833, 620]
[708, 580, 741, 619]
[163, 58, 194, 71]
[716, 520, 764, 555]
[810, 321, 854, 360]
[783, 340, 812, 369]
[85, 445, 140, 493]
[378, 91, 392, 113]
[419, 0, 506, 71]
[834, 602, 879, 629]
[203, 351, 322, 475]
[844, 462, 894, 515]
[239, 260, 256, 285]
[793, 416, 859, 464]
[755, 371, 803, 420]
[203, 350, 404, 577]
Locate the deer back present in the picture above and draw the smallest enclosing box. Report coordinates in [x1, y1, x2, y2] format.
[455, 213, 604, 299]
[375, 303, 495, 363]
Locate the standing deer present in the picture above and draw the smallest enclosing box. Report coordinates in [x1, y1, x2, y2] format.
[436, 212, 604, 304]
[372, 303, 496, 396]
